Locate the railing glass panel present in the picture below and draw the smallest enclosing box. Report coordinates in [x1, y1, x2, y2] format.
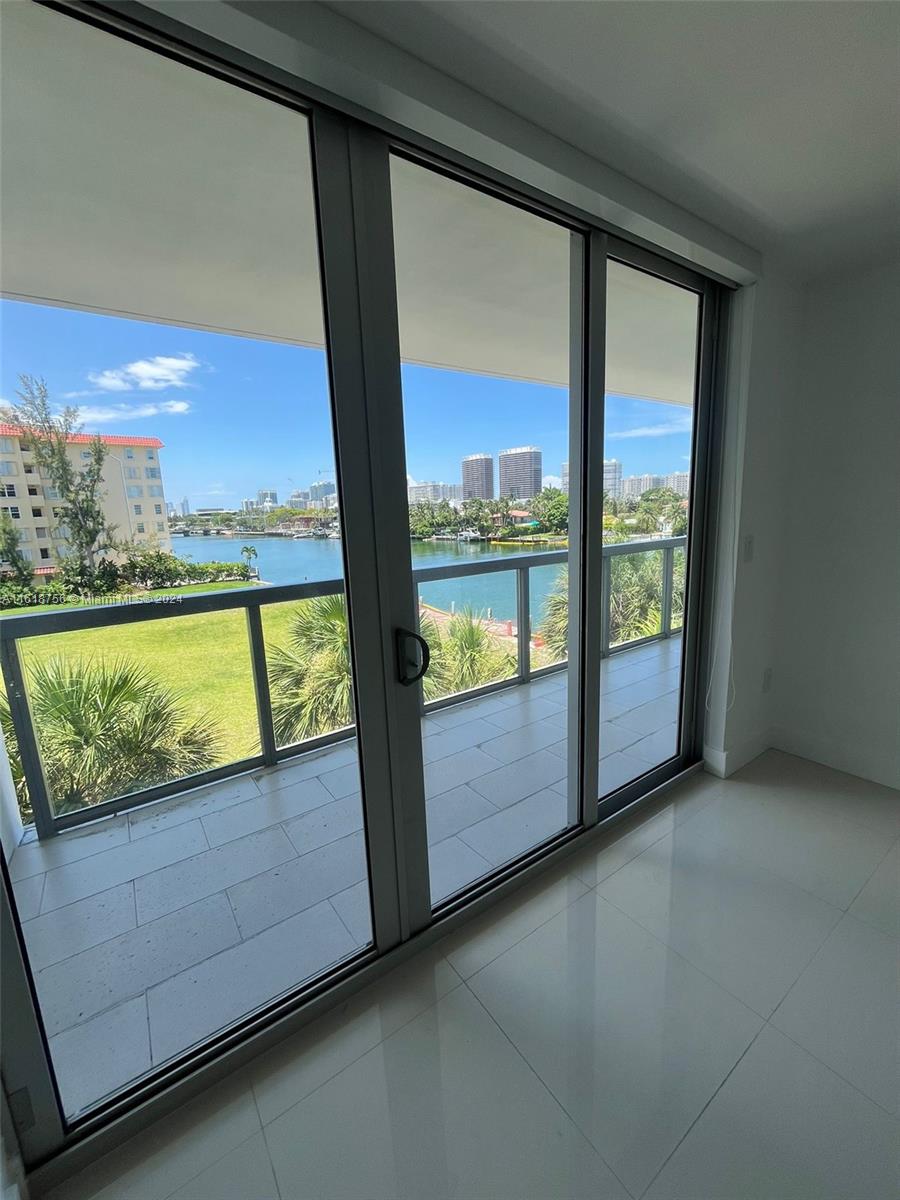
[608, 548, 665, 648]
[530, 561, 568, 670]
[261, 590, 356, 751]
[10, 609, 258, 822]
[416, 569, 518, 704]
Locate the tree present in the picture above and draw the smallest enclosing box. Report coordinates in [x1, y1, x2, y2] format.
[529, 487, 568, 534]
[0, 510, 33, 587]
[0, 656, 221, 819]
[434, 609, 516, 694]
[268, 597, 514, 742]
[2, 376, 116, 587]
[241, 545, 258, 571]
[538, 571, 569, 662]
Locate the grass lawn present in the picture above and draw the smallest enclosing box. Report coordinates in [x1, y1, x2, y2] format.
[6, 588, 306, 765]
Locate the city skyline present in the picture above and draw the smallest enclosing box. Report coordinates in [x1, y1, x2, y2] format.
[1, 299, 695, 509]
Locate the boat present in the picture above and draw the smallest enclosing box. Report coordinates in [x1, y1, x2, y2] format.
[327, 531, 341, 540]
[457, 529, 482, 542]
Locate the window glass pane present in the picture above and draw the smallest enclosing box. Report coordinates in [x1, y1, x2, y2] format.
[390, 157, 578, 906]
[0, 2, 371, 1120]
[598, 260, 699, 796]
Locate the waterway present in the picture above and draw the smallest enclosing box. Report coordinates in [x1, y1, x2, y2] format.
[174, 535, 566, 624]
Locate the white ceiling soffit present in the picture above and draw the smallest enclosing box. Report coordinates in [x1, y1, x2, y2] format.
[0, 1, 697, 406]
[330, 1, 900, 282]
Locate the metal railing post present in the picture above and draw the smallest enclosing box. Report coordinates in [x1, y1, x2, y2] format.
[0, 639, 55, 841]
[661, 545, 674, 639]
[245, 607, 278, 767]
[516, 563, 530, 682]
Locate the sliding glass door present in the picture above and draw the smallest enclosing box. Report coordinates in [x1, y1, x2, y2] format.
[1, 1, 382, 1128]
[596, 255, 707, 801]
[0, 1, 721, 1168]
[387, 157, 587, 906]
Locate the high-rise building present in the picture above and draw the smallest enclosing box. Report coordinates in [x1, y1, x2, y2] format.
[560, 462, 569, 494]
[180, 496, 190, 517]
[603, 458, 623, 499]
[309, 480, 336, 502]
[408, 481, 463, 503]
[622, 473, 665, 498]
[0, 424, 171, 559]
[498, 446, 541, 500]
[461, 453, 494, 500]
[664, 471, 691, 497]
[241, 498, 258, 513]
[287, 489, 310, 508]
[257, 488, 277, 506]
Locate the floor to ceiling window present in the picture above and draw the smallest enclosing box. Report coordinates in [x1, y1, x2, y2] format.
[0, 0, 372, 1120]
[0, 0, 720, 1166]
[389, 157, 582, 905]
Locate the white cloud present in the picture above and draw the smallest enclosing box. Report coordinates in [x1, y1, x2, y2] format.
[194, 483, 228, 496]
[76, 399, 191, 424]
[542, 474, 562, 489]
[62, 354, 201, 400]
[607, 414, 693, 440]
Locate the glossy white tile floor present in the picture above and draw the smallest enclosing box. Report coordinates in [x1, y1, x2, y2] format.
[44, 752, 899, 1200]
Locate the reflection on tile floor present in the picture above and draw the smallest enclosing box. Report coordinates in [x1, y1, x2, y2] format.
[42, 751, 898, 1200]
[10, 637, 682, 1115]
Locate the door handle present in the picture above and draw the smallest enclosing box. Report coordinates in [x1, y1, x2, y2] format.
[396, 627, 430, 686]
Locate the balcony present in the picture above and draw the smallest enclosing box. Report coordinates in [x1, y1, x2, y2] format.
[2, 541, 684, 1116]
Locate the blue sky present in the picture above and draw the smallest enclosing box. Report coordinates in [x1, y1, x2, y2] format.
[0, 300, 693, 506]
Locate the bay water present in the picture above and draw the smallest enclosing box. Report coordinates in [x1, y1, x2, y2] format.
[174, 535, 566, 625]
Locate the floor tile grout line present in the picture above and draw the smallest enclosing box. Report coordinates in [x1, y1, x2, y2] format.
[247, 1081, 284, 1200]
[636, 1023, 767, 1199]
[157, 1127, 269, 1200]
[252, 971, 468, 1133]
[585, 889, 772, 1023]
[675, 809, 861, 914]
[841, 834, 899, 911]
[763, 1009, 900, 1119]
[461, 979, 638, 1199]
[444, 875, 592, 983]
[10, 821, 133, 883]
[767, 909, 866, 1027]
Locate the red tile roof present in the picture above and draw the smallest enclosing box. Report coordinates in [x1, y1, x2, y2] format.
[0, 423, 163, 449]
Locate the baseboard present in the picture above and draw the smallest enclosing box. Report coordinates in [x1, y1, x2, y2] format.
[703, 730, 771, 779]
[768, 726, 900, 792]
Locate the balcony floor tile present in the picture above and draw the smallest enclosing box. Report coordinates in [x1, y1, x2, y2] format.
[11, 636, 685, 1117]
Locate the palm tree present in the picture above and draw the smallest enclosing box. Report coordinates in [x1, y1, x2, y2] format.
[240, 545, 257, 572]
[538, 570, 569, 663]
[0, 657, 221, 819]
[268, 598, 514, 743]
[268, 594, 358, 744]
[434, 608, 516, 696]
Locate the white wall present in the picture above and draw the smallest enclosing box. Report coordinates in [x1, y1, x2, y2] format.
[704, 270, 804, 776]
[770, 261, 900, 788]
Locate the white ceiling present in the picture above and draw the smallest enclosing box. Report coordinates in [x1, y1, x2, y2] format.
[328, 0, 900, 279]
[1, 0, 699, 404]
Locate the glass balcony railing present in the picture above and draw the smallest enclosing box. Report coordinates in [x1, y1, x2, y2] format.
[1, 537, 686, 840]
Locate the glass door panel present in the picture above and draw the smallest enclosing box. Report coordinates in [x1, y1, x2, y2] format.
[598, 259, 701, 795]
[0, 2, 372, 1120]
[389, 157, 581, 905]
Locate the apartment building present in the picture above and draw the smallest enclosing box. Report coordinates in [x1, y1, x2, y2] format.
[602, 457, 623, 498]
[0, 425, 170, 568]
[461, 452, 494, 500]
[407, 480, 463, 503]
[622, 472, 665, 498]
[498, 446, 541, 500]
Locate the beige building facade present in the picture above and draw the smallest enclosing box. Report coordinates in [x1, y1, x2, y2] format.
[0, 425, 170, 574]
